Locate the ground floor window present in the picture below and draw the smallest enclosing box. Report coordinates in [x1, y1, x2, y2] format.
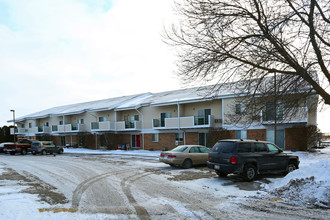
[152, 133, 159, 142]
[175, 133, 183, 142]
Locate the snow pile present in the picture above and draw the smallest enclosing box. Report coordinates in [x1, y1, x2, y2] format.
[266, 149, 330, 208]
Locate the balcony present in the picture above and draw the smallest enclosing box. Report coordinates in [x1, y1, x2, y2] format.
[116, 121, 142, 131]
[153, 115, 215, 129]
[10, 127, 28, 135]
[56, 124, 87, 133]
[36, 126, 51, 133]
[91, 121, 116, 131]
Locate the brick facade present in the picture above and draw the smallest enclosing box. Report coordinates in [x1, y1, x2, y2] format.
[285, 127, 307, 151]
[247, 129, 266, 141]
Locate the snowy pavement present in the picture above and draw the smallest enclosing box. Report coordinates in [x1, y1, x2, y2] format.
[0, 147, 329, 219]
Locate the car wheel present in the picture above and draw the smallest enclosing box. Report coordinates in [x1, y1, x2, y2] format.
[32, 151, 37, 155]
[217, 171, 228, 177]
[41, 150, 46, 155]
[242, 164, 257, 181]
[285, 163, 296, 174]
[21, 149, 27, 155]
[58, 149, 63, 154]
[10, 152, 15, 155]
[182, 159, 192, 169]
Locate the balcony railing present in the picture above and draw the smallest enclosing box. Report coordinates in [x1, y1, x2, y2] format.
[10, 127, 27, 135]
[153, 115, 215, 129]
[116, 121, 141, 131]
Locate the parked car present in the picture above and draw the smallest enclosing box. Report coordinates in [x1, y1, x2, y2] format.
[0, 142, 13, 153]
[4, 139, 32, 155]
[31, 141, 64, 155]
[207, 139, 300, 181]
[159, 145, 210, 168]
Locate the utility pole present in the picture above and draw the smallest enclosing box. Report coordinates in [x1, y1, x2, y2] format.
[274, 72, 277, 145]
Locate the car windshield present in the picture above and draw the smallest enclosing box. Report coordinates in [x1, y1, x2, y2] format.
[212, 141, 235, 153]
[171, 146, 188, 152]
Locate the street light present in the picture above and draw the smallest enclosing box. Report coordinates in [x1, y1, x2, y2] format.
[10, 109, 16, 143]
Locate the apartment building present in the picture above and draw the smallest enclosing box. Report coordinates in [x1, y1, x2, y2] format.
[9, 83, 318, 151]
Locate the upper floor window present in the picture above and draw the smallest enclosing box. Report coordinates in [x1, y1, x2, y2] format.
[161, 112, 171, 127]
[235, 103, 246, 115]
[196, 109, 211, 125]
[21, 124, 25, 128]
[77, 119, 84, 124]
[99, 117, 107, 122]
[28, 123, 32, 128]
[59, 120, 63, 125]
[265, 101, 284, 121]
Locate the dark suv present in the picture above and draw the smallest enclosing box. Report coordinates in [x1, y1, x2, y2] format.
[207, 139, 300, 181]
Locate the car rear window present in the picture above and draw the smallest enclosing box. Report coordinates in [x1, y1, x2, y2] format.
[212, 141, 235, 153]
[237, 143, 252, 152]
[171, 146, 188, 152]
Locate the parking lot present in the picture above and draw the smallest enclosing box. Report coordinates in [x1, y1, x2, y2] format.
[0, 151, 329, 219]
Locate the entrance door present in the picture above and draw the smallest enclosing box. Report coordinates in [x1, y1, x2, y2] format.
[60, 136, 66, 146]
[131, 135, 141, 148]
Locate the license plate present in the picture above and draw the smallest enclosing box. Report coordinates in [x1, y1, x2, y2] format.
[214, 165, 220, 170]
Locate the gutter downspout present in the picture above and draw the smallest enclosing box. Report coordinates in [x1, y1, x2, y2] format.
[135, 107, 144, 150]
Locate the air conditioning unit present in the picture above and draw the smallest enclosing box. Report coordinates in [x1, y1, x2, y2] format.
[214, 119, 222, 123]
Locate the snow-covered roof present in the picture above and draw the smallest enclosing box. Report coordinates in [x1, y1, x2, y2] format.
[13, 76, 309, 122]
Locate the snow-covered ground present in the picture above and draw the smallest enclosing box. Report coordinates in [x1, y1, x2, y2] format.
[0, 147, 329, 219]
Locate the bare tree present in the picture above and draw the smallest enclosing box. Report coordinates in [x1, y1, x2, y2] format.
[165, 0, 330, 106]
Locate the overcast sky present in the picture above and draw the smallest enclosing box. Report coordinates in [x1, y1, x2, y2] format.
[1, 0, 329, 133]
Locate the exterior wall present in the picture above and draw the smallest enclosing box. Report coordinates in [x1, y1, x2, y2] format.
[247, 129, 266, 141]
[181, 100, 222, 120]
[185, 132, 198, 145]
[144, 133, 180, 151]
[223, 98, 236, 125]
[285, 127, 307, 151]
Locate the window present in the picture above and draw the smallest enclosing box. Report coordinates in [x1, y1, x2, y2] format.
[44, 122, 49, 126]
[77, 119, 84, 124]
[238, 143, 252, 153]
[212, 141, 235, 153]
[130, 115, 139, 122]
[99, 117, 107, 122]
[29, 123, 32, 128]
[171, 146, 187, 152]
[152, 133, 159, 142]
[161, 112, 171, 127]
[189, 147, 199, 153]
[235, 103, 246, 115]
[199, 147, 210, 153]
[255, 143, 267, 152]
[59, 120, 63, 125]
[197, 109, 211, 125]
[265, 101, 284, 121]
[267, 144, 280, 152]
[175, 133, 183, 142]
[21, 124, 25, 128]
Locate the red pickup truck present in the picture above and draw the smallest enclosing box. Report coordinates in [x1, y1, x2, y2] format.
[4, 139, 32, 155]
